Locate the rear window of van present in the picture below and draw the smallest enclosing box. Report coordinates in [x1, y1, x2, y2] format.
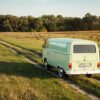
[73, 45, 96, 53]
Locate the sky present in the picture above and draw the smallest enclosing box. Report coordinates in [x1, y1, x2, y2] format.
[0, 0, 100, 17]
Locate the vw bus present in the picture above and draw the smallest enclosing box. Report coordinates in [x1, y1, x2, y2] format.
[42, 38, 100, 77]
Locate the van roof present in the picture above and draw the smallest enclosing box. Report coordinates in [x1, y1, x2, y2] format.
[48, 38, 96, 44]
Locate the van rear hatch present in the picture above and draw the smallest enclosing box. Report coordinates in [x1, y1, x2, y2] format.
[71, 44, 99, 74]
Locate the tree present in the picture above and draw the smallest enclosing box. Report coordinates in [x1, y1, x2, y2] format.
[42, 15, 57, 31]
[3, 19, 13, 32]
[64, 17, 74, 31]
[28, 16, 35, 32]
[56, 15, 65, 31]
[82, 13, 97, 30]
[33, 18, 44, 32]
[0, 13, 100, 32]
[18, 17, 29, 32]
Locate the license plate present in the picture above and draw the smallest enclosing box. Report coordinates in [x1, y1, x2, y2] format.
[79, 63, 90, 68]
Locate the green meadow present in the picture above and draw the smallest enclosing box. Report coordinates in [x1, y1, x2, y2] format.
[0, 31, 100, 99]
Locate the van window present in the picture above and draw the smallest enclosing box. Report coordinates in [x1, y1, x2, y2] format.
[73, 45, 96, 53]
[49, 42, 67, 52]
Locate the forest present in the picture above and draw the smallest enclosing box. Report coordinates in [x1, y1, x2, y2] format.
[0, 13, 100, 32]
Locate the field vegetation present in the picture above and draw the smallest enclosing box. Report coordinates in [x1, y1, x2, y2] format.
[0, 31, 100, 99]
[0, 40, 90, 100]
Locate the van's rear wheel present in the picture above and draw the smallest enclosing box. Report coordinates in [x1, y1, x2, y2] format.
[58, 68, 64, 78]
[44, 60, 49, 70]
[86, 74, 92, 78]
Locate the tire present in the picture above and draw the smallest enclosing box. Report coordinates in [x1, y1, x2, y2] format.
[44, 60, 49, 70]
[58, 68, 64, 78]
[86, 74, 92, 78]
[64, 74, 69, 78]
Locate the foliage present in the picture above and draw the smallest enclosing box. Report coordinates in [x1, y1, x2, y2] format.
[0, 13, 100, 32]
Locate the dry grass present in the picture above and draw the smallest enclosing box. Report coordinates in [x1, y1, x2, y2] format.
[0, 31, 100, 99]
[0, 40, 90, 100]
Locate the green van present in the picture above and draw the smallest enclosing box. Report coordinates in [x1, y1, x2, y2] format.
[42, 38, 100, 77]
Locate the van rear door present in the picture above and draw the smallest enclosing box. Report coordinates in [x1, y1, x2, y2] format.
[71, 44, 99, 73]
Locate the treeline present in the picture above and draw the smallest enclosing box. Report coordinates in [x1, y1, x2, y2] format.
[0, 13, 100, 32]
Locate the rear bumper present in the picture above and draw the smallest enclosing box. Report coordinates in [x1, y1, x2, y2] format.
[66, 69, 100, 75]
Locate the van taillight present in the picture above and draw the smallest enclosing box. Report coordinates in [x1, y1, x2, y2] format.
[97, 62, 100, 68]
[68, 63, 72, 69]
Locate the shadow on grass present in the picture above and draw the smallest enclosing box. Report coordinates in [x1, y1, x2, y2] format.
[0, 61, 53, 79]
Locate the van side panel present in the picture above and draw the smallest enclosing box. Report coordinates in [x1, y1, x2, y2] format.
[54, 52, 69, 70]
[47, 42, 66, 67]
[52, 43, 70, 71]
[43, 42, 70, 71]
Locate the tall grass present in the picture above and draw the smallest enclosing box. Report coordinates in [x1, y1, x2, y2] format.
[0, 44, 89, 100]
[0, 31, 100, 98]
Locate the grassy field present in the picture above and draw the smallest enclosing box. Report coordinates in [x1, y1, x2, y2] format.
[0, 43, 90, 100]
[0, 31, 100, 99]
[0, 31, 100, 53]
